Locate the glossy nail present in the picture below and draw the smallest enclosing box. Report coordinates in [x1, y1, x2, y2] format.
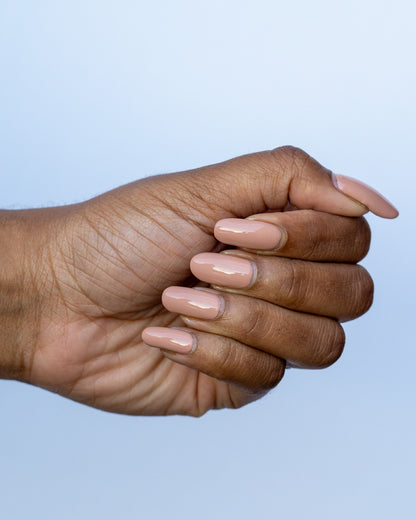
[142, 327, 196, 354]
[214, 218, 284, 250]
[332, 173, 399, 219]
[162, 286, 223, 320]
[190, 252, 256, 289]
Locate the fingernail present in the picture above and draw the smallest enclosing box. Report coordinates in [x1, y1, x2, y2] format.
[162, 286, 223, 320]
[214, 218, 285, 250]
[332, 173, 399, 219]
[190, 252, 256, 289]
[142, 327, 196, 354]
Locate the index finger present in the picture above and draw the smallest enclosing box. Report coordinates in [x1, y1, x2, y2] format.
[214, 210, 371, 262]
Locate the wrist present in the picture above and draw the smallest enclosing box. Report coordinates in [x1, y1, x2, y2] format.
[0, 210, 46, 380]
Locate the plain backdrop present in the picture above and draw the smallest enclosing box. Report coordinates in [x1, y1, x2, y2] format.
[0, 1, 414, 519]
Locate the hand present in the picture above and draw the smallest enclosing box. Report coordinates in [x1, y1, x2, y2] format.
[1, 147, 397, 416]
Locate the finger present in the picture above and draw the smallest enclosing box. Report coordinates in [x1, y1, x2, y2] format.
[141, 326, 286, 396]
[159, 287, 345, 369]
[178, 146, 398, 219]
[214, 210, 371, 263]
[189, 252, 374, 321]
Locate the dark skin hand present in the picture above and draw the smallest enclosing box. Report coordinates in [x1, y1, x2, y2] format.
[0, 147, 380, 416]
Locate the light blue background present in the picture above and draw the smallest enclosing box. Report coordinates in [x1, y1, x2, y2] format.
[0, 1, 414, 518]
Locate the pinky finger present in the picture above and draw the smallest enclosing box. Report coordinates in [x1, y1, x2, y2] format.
[141, 327, 285, 396]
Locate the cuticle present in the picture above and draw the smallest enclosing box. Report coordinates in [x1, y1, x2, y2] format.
[247, 261, 258, 288]
[179, 292, 225, 322]
[190, 287, 225, 320]
[276, 225, 288, 250]
[216, 294, 226, 319]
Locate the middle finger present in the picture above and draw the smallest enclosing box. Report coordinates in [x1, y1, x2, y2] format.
[190, 251, 374, 322]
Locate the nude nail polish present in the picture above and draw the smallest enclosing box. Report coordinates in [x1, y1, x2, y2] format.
[162, 286, 223, 320]
[190, 252, 256, 289]
[214, 218, 284, 250]
[141, 327, 196, 354]
[332, 173, 399, 219]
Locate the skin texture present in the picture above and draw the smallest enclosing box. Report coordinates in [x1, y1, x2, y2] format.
[0, 147, 378, 416]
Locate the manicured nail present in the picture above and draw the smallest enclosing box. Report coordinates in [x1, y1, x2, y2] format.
[332, 173, 399, 219]
[162, 286, 223, 320]
[142, 327, 196, 354]
[190, 252, 256, 289]
[214, 218, 285, 250]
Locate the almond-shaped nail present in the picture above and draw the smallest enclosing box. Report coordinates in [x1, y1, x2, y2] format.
[162, 286, 223, 320]
[332, 173, 399, 219]
[190, 252, 256, 289]
[214, 218, 284, 250]
[142, 327, 196, 354]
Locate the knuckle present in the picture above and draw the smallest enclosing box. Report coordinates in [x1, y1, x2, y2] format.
[259, 358, 285, 391]
[241, 303, 264, 338]
[215, 337, 285, 394]
[354, 266, 374, 316]
[216, 339, 241, 376]
[313, 321, 345, 368]
[280, 260, 309, 308]
[339, 265, 374, 321]
[354, 217, 372, 261]
[270, 146, 311, 178]
[271, 145, 308, 163]
[302, 213, 329, 260]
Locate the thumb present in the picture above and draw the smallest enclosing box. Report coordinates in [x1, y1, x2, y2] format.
[172, 146, 398, 220]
